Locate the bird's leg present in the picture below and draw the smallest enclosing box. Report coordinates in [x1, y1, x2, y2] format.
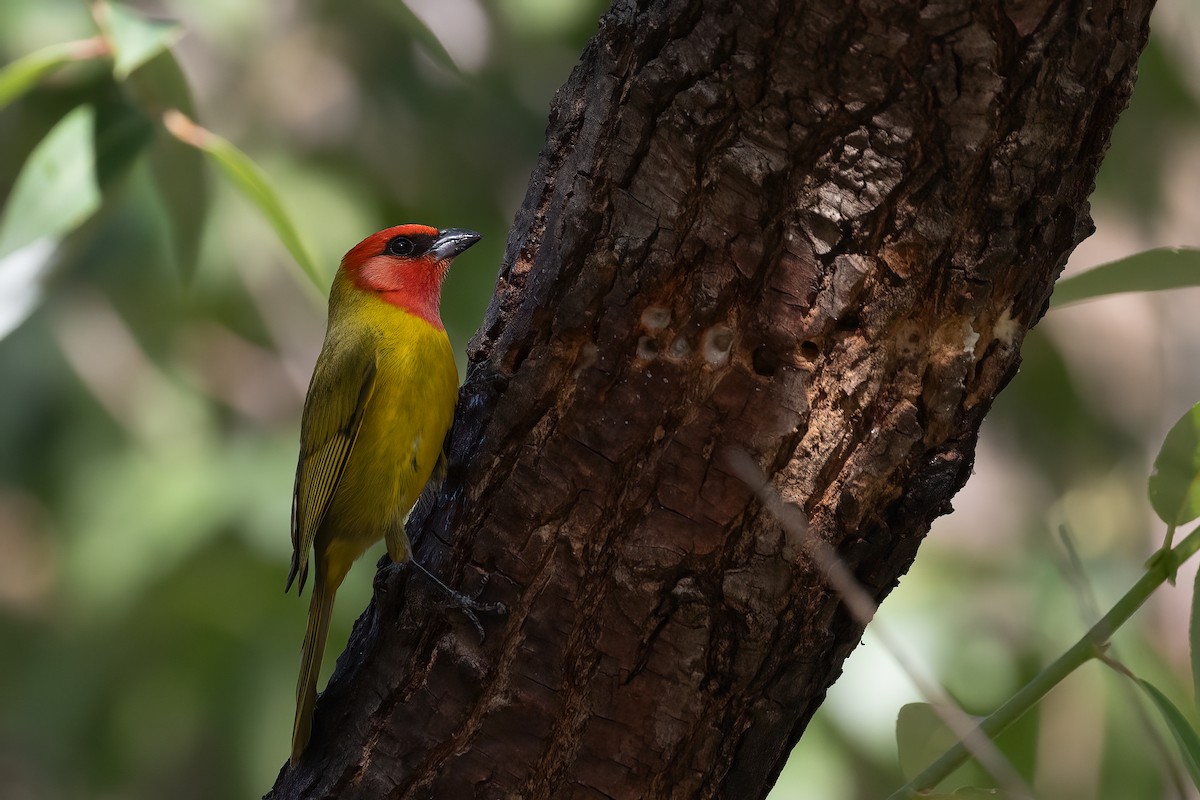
[397, 559, 506, 642]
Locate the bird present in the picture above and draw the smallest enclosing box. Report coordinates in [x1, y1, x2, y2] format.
[286, 224, 482, 765]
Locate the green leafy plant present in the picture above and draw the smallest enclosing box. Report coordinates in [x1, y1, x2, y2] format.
[0, 0, 332, 338]
[891, 389, 1200, 794]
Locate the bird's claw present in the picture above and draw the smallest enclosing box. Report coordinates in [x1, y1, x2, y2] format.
[403, 559, 507, 643]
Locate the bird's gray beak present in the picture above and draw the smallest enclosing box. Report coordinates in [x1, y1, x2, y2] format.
[432, 228, 482, 261]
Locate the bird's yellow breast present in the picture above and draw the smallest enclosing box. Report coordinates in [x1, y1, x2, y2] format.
[314, 276, 458, 568]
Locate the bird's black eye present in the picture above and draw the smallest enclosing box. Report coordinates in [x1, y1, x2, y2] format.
[386, 236, 415, 257]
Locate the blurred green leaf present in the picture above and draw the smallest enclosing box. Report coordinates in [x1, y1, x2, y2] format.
[1051, 248, 1200, 308]
[148, 131, 209, 280]
[365, 0, 465, 78]
[0, 104, 101, 259]
[897, 703, 963, 781]
[94, 0, 183, 80]
[163, 111, 321, 287]
[1093, 37, 1200, 224]
[127, 52, 208, 278]
[0, 38, 108, 111]
[125, 44, 194, 117]
[1149, 403, 1200, 528]
[920, 790, 1003, 799]
[1193, 568, 1200, 715]
[93, 82, 153, 193]
[1137, 679, 1200, 789]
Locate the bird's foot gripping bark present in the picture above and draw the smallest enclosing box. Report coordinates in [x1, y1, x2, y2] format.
[390, 560, 507, 641]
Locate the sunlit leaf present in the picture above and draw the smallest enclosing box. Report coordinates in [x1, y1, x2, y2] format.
[1137, 679, 1200, 789]
[94, 0, 183, 80]
[127, 52, 208, 278]
[0, 239, 57, 340]
[896, 702, 963, 782]
[1149, 403, 1200, 528]
[163, 110, 322, 288]
[0, 38, 108, 111]
[0, 105, 101, 259]
[1051, 248, 1200, 308]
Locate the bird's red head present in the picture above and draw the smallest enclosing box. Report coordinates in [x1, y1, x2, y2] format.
[340, 224, 481, 329]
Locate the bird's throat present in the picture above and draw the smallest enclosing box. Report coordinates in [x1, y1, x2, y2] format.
[348, 257, 447, 330]
[377, 290, 444, 330]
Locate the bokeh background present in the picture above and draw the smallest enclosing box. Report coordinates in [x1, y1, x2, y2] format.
[1, 1, 1198, 798]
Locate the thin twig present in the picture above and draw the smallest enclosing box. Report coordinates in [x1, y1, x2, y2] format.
[1055, 526, 1191, 800]
[890, 523, 1200, 797]
[725, 448, 1034, 800]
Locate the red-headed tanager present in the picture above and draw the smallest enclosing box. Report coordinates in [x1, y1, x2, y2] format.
[286, 224, 481, 764]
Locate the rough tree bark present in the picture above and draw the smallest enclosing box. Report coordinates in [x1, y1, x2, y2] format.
[269, 0, 1153, 797]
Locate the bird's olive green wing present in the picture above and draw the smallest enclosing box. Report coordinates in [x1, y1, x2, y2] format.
[286, 354, 377, 594]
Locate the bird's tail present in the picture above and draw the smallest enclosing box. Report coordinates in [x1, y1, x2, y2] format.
[291, 572, 335, 765]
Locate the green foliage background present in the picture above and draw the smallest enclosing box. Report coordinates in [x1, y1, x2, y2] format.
[0, 2, 1198, 798]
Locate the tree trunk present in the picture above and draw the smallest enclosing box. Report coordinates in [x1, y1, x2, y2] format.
[268, 0, 1152, 797]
